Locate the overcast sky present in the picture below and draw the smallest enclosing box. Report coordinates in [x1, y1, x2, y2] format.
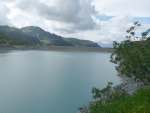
[0, 0, 150, 43]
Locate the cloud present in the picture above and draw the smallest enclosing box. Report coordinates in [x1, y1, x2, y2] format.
[66, 16, 137, 43]
[93, 0, 150, 17]
[0, 1, 10, 25]
[0, 0, 149, 44]
[98, 16, 132, 42]
[14, 0, 98, 32]
[96, 16, 150, 44]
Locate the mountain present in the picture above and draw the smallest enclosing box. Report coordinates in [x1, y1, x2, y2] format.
[21, 26, 72, 46]
[64, 38, 100, 47]
[0, 25, 100, 48]
[21, 26, 100, 47]
[0, 26, 40, 46]
[98, 42, 113, 48]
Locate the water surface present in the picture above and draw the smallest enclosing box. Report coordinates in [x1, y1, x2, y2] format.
[0, 50, 120, 113]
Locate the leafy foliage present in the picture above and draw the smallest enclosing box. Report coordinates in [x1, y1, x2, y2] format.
[90, 22, 150, 113]
[92, 82, 126, 104]
[111, 22, 150, 82]
[0, 26, 40, 46]
[90, 87, 150, 113]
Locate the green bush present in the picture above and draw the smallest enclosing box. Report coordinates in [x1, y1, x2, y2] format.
[111, 22, 150, 82]
[90, 87, 150, 113]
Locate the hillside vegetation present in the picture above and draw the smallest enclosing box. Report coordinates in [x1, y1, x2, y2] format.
[0, 25, 100, 48]
[111, 22, 150, 82]
[90, 87, 150, 113]
[0, 26, 40, 46]
[89, 22, 150, 113]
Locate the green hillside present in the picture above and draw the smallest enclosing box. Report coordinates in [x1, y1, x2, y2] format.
[90, 87, 150, 113]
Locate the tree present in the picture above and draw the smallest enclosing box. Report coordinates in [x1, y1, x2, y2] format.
[111, 22, 150, 83]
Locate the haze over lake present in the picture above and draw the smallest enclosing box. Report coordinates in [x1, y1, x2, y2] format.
[0, 50, 121, 113]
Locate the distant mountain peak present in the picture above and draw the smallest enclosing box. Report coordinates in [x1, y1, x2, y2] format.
[21, 26, 46, 32]
[0, 25, 100, 48]
[98, 41, 113, 48]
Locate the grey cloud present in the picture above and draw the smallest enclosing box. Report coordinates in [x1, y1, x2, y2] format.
[0, 1, 10, 25]
[14, 0, 97, 32]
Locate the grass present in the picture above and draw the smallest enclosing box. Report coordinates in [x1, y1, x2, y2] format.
[90, 87, 150, 113]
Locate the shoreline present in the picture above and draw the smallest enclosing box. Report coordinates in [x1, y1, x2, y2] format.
[78, 76, 147, 113]
[0, 46, 113, 53]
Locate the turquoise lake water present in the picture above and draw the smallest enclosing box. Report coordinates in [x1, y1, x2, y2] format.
[0, 50, 121, 113]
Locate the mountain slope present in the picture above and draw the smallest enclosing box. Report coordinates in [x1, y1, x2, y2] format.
[98, 42, 113, 48]
[0, 25, 100, 48]
[0, 26, 40, 45]
[64, 38, 100, 47]
[21, 26, 72, 46]
[21, 26, 100, 47]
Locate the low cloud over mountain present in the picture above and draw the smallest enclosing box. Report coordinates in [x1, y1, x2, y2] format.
[0, 0, 150, 46]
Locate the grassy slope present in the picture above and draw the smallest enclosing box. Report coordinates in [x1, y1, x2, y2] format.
[90, 87, 150, 113]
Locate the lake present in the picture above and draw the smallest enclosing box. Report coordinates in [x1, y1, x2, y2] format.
[0, 50, 121, 113]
